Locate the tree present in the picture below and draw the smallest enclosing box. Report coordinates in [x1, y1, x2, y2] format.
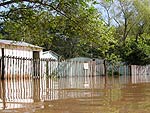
[0, 0, 116, 60]
[2, 6, 56, 48]
[96, 0, 150, 65]
[50, 4, 116, 59]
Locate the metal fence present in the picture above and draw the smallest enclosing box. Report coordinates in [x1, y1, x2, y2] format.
[0, 55, 131, 79]
[131, 65, 150, 83]
[0, 56, 57, 79]
[131, 65, 150, 76]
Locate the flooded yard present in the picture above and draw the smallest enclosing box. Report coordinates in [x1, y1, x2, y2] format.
[1, 75, 150, 113]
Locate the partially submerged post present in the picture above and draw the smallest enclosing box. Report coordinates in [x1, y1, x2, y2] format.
[1, 48, 5, 80]
[46, 59, 49, 77]
[92, 59, 96, 77]
[104, 59, 107, 76]
[33, 51, 40, 78]
[103, 59, 108, 87]
[83, 62, 89, 87]
[0, 80, 7, 109]
[33, 79, 40, 102]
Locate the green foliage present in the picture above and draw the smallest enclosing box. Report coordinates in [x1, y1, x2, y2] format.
[2, 6, 58, 48]
[116, 40, 150, 66]
[97, 0, 150, 65]
[46, 71, 60, 79]
[108, 70, 121, 77]
[44, 0, 117, 59]
[0, 34, 3, 39]
[117, 36, 150, 65]
[3, 0, 150, 66]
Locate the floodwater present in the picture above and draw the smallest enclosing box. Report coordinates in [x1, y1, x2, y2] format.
[1, 75, 150, 113]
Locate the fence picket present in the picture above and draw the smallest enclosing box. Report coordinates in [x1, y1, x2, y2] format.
[1, 55, 134, 79]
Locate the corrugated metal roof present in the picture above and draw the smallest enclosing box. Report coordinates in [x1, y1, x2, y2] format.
[0, 39, 42, 49]
[41, 50, 59, 60]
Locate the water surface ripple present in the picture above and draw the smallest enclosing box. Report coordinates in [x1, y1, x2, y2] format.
[0, 76, 150, 113]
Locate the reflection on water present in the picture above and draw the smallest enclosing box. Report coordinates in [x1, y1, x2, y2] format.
[0, 75, 150, 113]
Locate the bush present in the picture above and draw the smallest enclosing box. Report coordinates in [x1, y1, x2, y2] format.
[108, 70, 121, 77]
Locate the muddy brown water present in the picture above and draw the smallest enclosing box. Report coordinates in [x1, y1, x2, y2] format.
[0, 75, 150, 113]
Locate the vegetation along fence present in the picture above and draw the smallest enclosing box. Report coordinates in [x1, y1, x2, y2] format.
[0, 55, 131, 79]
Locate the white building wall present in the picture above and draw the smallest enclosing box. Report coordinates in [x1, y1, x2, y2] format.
[0, 48, 44, 78]
[0, 49, 32, 58]
[0, 48, 43, 58]
[0, 48, 60, 78]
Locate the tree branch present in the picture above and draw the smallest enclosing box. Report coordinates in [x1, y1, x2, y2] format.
[0, 0, 66, 17]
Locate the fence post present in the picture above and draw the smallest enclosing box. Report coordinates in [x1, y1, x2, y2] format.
[129, 65, 132, 76]
[92, 59, 96, 77]
[46, 59, 49, 77]
[33, 79, 40, 102]
[1, 48, 5, 80]
[33, 51, 40, 78]
[104, 59, 107, 76]
[1, 80, 6, 109]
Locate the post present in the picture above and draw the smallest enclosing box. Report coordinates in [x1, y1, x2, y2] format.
[83, 62, 89, 87]
[33, 79, 40, 102]
[33, 51, 40, 78]
[1, 48, 5, 80]
[0, 80, 1, 99]
[46, 60, 49, 77]
[104, 59, 107, 76]
[92, 59, 96, 77]
[1, 80, 6, 109]
[129, 65, 132, 76]
[104, 59, 108, 88]
[58, 56, 60, 77]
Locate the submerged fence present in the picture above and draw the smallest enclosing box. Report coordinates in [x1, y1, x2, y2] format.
[131, 65, 150, 76]
[0, 56, 58, 79]
[0, 55, 132, 79]
[131, 65, 150, 83]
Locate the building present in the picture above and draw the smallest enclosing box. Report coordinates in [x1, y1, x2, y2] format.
[0, 39, 43, 58]
[41, 50, 60, 60]
[0, 39, 60, 78]
[57, 57, 104, 77]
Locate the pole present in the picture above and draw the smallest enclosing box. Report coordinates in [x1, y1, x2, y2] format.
[1, 48, 5, 80]
[33, 51, 40, 78]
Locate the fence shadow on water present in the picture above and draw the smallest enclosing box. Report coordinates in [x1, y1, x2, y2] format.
[0, 75, 131, 109]
[0, 74, 150, 110]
